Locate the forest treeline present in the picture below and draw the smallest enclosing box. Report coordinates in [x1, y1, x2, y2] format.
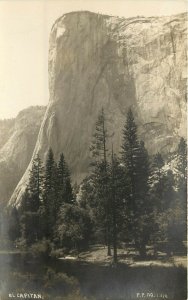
[6, 109, 187, 262]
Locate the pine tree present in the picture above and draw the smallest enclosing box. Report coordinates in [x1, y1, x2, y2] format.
[121, 109, 151, 257]
[121, 109, 140, 216]
[20, 187, 32, 213]
[121, 108, 139, 235]
[176, 138, 187, 210]
[27, 154, 44, 212]
[62, 163, 74, 205]
[110, 148, 125, 263]
[20, 188, 40, 245]
[57, 153, 67, 211]
[20, 154, 44, 244]
[43, 148, 58, 238]
[90, 108, 108, 164]
[57, 153, 74, 207]
[54, 153, 74, 246]
[90, 108, 111, 256]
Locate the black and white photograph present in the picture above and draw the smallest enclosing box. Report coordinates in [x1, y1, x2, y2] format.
[0, 1, 187, 299]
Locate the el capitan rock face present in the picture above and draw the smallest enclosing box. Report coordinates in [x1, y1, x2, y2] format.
[9, 11, 187, 206]
[0, 106, 46, 205]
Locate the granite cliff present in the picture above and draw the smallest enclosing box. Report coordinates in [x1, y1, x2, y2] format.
[0, 119, 15, 150]
[9, 11, 187, 206]
[0, 106, 45, 205]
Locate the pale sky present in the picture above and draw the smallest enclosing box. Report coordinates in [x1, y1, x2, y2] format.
[0, 0, 187, 119]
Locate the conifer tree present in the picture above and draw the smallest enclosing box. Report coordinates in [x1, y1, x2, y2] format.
[90, 108, 108, 164]
[20, 154, 44, 244]
[110, 149, 125, 263]
[121, 108, 139, 234]
[57, 152, 74, 208]
[54, 152, 74, 245]
[121, 109, 140, 214]
[20, 188, 40, 245]
[27, 154, 43, 212]
[176, 138, 187, 210]
[90, 108, 111, 255]
[63, 165, 74, 204]
[57, 153, 66, 212]
[121, 109, 150, 257]
[43, 148, 57, 238]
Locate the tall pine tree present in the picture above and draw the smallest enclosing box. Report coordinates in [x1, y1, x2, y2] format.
[43, 148, 58, 238]
[121, 109, 150, 257]
[176, 137, 187, 210]
[57, 153, 74, 206]
[90, 108, 111, 256]
[110, 148, 125, 263]
[27, 154, 43, 212]
[20, 155, 44, 244]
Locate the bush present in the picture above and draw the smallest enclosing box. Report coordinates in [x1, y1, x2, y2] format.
[43, 268, 79, 295]
[30, 240, 52, 259]
[16, 238, 28, 250]
[50, 248, 67, 258]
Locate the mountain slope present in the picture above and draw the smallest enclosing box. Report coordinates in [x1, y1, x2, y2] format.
[0, 106, 46, 205]
[9, 11, 187, 207]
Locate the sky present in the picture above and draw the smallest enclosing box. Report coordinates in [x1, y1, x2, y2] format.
[0, 0, 187, 119]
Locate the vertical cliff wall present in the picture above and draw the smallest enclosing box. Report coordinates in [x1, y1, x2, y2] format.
[9, 11, 187, 206]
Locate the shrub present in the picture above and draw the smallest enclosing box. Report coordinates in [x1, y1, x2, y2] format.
[30, 240, 52, 259]
[50, 248, 66, 258]
[43, 268, 79, 295]
[16, 238, 27, 250]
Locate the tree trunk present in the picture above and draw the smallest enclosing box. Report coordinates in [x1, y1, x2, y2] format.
[138, 244, 147, 259]
[111, 146, 117, 263]
[113, 234, 117, 263]
[107, 244, 111, 256]
[107, 223, 111, 256]
[112, 211, 117, 263]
